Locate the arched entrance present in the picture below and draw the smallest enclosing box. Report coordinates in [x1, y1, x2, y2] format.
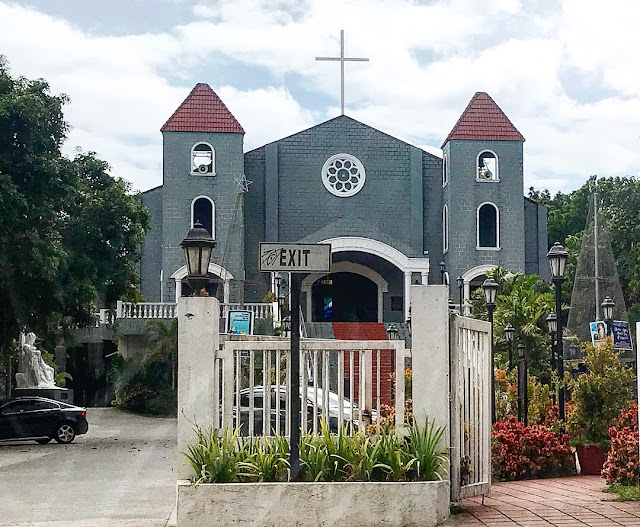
[311, 272, 377, 322]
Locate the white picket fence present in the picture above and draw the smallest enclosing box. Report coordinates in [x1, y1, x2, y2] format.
[213, 338, 409, 437]
[450, 315, 492, 502]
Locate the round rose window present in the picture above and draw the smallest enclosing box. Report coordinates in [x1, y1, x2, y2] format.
[321, 153, 366, 197]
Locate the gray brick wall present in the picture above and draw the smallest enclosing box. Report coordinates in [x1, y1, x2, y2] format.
[161, 131, 245, 302]
[444, 139, 526, 292]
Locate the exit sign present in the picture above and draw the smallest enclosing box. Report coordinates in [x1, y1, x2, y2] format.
[259, 243, 331, 273]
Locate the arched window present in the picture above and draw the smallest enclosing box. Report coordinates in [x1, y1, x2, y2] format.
[442, 154, 449, 186]
[191, 196, 215, 238]
[476, 150, 498, 181]
[477, 202, 499, 249]
[191, 142, 215, 175]
[442, 204, 449, 253]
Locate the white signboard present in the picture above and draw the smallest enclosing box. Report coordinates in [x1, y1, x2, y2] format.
[259, 243, 331, 273]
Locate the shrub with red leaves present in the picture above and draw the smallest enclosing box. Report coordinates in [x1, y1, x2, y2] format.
[602, 403, 639, 485]
[492, 417, 575, 481]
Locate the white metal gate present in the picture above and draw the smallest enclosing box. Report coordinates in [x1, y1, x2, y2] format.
[213, 337, 409, 437]
[450, 315, 492, 502]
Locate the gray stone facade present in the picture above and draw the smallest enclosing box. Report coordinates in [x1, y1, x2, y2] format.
[139, 91, 548, 312]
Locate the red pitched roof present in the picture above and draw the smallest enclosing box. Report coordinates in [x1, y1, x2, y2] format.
[442, 92, 524, 147]
[161, 83, 244, 134]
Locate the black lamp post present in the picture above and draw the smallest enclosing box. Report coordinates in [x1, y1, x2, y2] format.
[457, 276, 464, 314]
[602, 296, 615, 336]
[517, 343, 528, 426]
[504, 323, 515, 370]
[440, 261, 446, 285]
[180, 222, 216, 295]
[482, 277, 499, 423]
[547, 241, 568, 421]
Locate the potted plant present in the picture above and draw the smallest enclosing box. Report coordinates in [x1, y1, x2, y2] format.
[567, 339, 635, 475]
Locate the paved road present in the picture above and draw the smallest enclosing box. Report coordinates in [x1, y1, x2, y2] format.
[0, 408, 176, 527]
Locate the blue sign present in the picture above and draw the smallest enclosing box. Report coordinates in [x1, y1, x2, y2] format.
[611, 320, 633, 350]
[226, 310, 254, 335]
[589, 320, 633, 350]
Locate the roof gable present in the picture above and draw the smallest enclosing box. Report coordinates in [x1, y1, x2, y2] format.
[161, 83, 244, 134]
[442, 92, 524, 147]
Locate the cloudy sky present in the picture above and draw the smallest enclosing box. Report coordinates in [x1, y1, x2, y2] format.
[1, 0, 638, 194]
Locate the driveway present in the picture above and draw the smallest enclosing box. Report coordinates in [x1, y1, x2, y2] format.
[445, 476, 640, 526]
[0, 408, 176, 527]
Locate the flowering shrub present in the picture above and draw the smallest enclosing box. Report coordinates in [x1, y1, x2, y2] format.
[492, 418, 575, 481]
[602, 403, 639, 485]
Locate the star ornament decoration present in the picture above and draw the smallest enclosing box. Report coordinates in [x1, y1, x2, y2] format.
[234, 174, 252, 193]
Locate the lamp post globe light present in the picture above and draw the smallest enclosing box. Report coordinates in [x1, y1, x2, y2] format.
[180, 222, 217, 295]
[602, 296, 615, 336]
[504, 323, 515, 370]
[482, 277, 499, 423]
[547, 241, 568, 421]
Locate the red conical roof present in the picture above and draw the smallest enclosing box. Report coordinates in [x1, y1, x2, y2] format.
[161, 83, 244, 133]
[442, 92, 524, 147]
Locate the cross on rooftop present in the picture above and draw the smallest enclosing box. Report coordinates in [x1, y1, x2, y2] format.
[316, 30, 369, 115]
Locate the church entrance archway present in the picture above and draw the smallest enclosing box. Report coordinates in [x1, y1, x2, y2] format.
[311, 272, 377, 322]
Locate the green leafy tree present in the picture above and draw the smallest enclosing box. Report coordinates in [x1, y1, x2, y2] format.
[0, 58, 149, 389]
[530, 176, 640, 328]
[472, 267, 556, 379]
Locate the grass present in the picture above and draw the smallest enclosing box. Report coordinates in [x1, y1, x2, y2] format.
[605, 483, 640, 501]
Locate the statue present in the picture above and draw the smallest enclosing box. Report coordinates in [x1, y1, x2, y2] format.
[15, 332, 57, 389]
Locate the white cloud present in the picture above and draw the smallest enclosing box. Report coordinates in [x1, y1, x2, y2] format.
[0, 0, 639, 195]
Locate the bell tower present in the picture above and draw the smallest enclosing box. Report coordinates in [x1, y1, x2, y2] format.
[442, 92, 526, 302]
[160, 83, 245, 302]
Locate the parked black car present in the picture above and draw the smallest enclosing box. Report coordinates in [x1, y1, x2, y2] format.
[0, 397, 89, 444]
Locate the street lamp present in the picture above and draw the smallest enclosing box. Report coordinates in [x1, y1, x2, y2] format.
[482, 277, 499, 423]
[504, 323, 515, 370]
[440, 261, 446, 285]
[457, 276, 464, 314]
[602, 296, 615, 336]
[517, 343, 528, 426]
[386, 323, 399, 340]
[180, 222, 216, 295]
[547, 241, 568, 421]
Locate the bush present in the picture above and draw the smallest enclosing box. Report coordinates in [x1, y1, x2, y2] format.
[184, 418, 447, 484]
[492, 417, 575, 481]
[602, 403, 639, 486]
[567, 340, 635, 444]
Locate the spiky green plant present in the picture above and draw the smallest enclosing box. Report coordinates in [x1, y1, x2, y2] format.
[183, 426, 246, 483]
[238, 436, 289, 482]
[299, 429, 328, 482]
[407, 418, 448, 480]
[376, 433, 416, 481]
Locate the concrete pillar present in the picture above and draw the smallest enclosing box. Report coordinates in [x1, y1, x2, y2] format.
[223, 280, 230, 304]
[404, 271, 412, 321]
[377, 286, 384, 322]
[421, 271, 429, 285]
[175, 280, 182, 303]
[177, 296, 220, 479]
[411, 285, 450, 449]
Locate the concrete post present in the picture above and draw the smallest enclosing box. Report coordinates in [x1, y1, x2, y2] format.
[410, 285, 450, 445]
[177, 295, 220, 479]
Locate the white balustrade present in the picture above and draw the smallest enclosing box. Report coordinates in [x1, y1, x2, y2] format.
[116, 301, 177, 320]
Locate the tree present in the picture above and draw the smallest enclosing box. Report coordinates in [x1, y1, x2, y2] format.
[0, 58, 149, 384]
[530, 176, 640, 329]
[472, 267, 556, 379]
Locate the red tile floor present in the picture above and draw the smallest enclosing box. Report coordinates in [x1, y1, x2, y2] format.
[444, 476, 640, 526]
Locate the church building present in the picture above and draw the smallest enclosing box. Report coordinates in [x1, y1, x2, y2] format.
[138, 84, 549, 324]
